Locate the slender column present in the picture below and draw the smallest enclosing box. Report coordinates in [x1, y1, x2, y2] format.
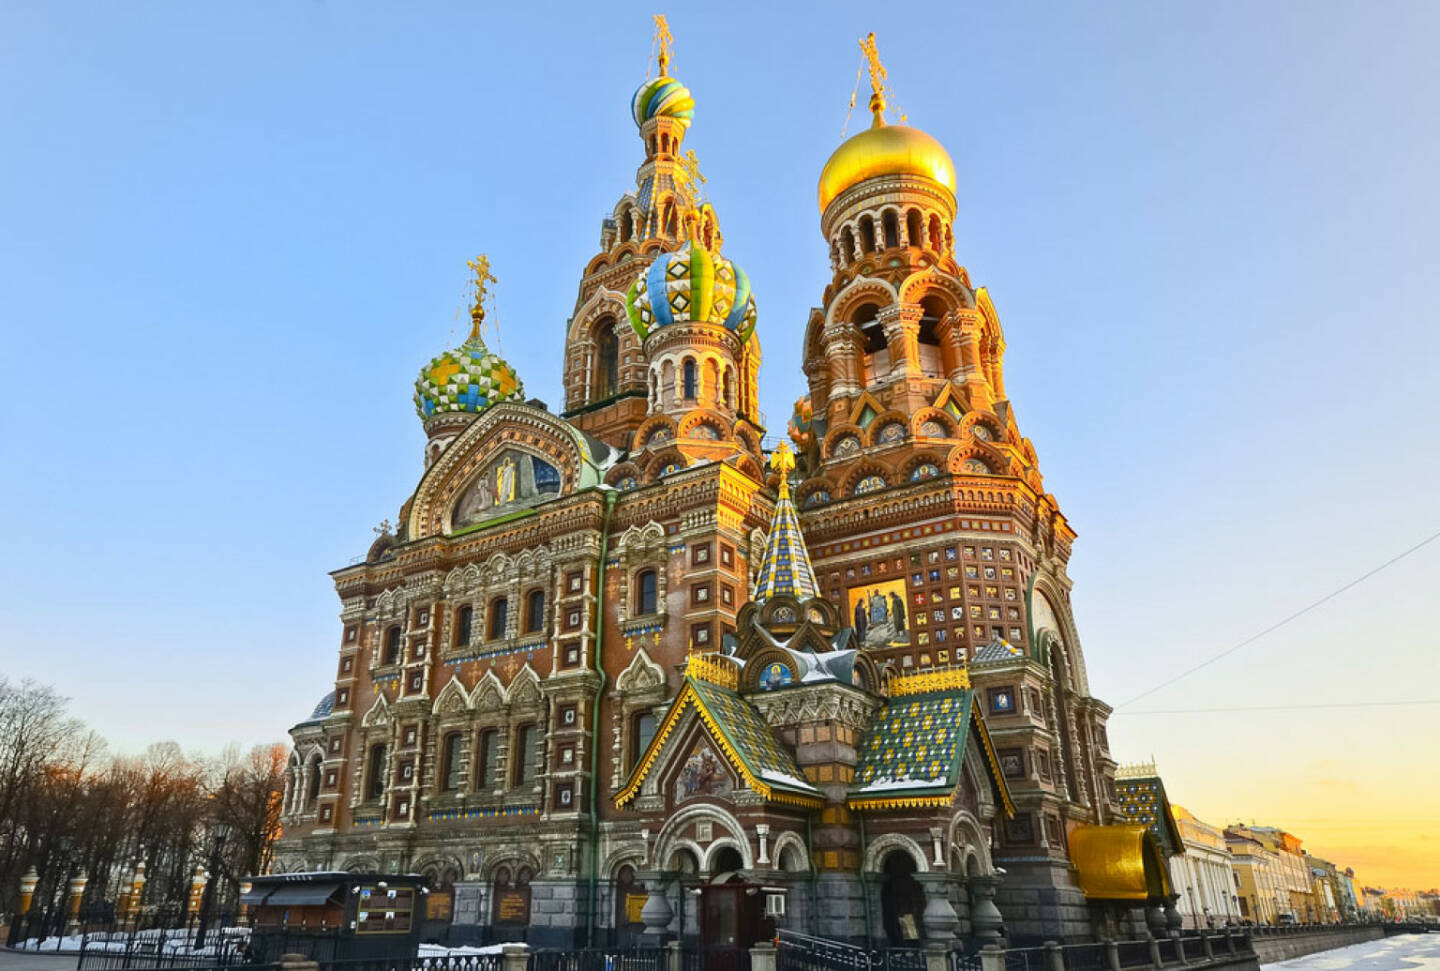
[879, 305, 922, 378]
[821, 322, 863, 399]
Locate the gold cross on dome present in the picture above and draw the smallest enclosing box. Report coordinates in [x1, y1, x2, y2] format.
[859, 32, 888, 125]
[771, 441, 796, 498]
[466, 254, 497, 339]
[654, 15, 674, 77]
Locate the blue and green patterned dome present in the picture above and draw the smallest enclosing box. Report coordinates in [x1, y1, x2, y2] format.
[413, 334, 523, 421]
[632, 76, 694, 129]
[625, 241, 757, 343]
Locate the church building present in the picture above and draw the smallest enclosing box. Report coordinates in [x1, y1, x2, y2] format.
[274, 22, 1173, 949]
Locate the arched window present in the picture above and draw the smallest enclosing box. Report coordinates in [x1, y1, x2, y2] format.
[882, 210, 900, 248]
[441, 733, 463, 792]
[840, 227, 856, 264]
[859, 215, 877, 253]
[928, 214, 943, 251]
[525, 589, 545, 634]
[907, 209, 924, 247]
[635, 569, 658, 615]
[306, 759, 321, 808]
[488, 598, 509, 640]
[455, 606, 473, 647]
[682, 359, 698, 400]
[596, 319, 620, 398]
[513, 724, 538, 787]
[631, 710, 658, 767]
[619, 209, 633, 244]
[366, 744, 387, 801]
[383, 626, 402, 665]
[475, 729, 499, 789]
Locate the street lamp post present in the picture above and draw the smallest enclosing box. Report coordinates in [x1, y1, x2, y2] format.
[193, 823, 232, 952]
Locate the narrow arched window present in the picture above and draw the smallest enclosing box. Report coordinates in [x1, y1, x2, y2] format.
[366, 744, 387, 801]
[859, 215, 877, 252]
[882, 210, 899, 248]
[475, 729, 499, 789]
[907, 209, 924, 247]
[525, 589, 545, 634]
[631, 710, 658, 767]
[488, 598, 509, 640]
[841, 227, 856, 264]
[596, 320, 620, 398]
[306, 760, 321, 807]
[455, 606, 473, 647]
[635, 569, 658, 615]
[513, 724, 538, 787]
[683, 360, 697, 400]
[383, 626, 401, 665]
[441, 733, 463, 792]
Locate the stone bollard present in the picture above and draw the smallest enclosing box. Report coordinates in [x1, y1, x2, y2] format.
[1045, 941, 1064, 971]
[667, 940, 684, 971]
[750, 942, 777, 971]
[979, 944, 1006, 971]
[923, 942, 949, 971]
[502, 944, 529, 971]
[1105, 940, 1121, 971]
[1201, 935, 1213, 960]
[278, 954, 319, 971]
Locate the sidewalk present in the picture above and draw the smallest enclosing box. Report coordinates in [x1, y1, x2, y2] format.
[0, 951, 76, 971]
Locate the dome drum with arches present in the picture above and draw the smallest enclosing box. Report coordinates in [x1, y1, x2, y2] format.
[414, 334, 524, 421]
[626, 241, 757, 343]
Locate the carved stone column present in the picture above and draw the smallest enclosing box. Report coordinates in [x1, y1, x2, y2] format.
[879, 304, 923, 378]
[821, 322, 863, 400]
[916, 872, 961, 941]
[967, 875, 1006, 945]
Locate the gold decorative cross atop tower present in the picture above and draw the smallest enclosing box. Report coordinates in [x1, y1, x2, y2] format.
[859, 32, 888, 127]
[770, 441, 796, 499]
[466, 254, 497, 340]
[654, 14, 674, 77]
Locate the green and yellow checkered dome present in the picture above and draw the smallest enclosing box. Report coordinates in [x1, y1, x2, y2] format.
[413, 334, 523, 421]
[625, 240, 757, 343]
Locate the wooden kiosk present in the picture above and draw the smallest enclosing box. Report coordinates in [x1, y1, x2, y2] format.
[242, 872, 427, 962]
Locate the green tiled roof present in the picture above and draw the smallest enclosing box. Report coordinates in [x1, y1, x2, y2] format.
[1115, 775, 1183, 856]
[687, 677, 820, 800]
[851, 688, 976, 804]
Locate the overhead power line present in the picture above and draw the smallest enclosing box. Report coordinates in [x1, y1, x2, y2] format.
[1117, 527, 1440, 708]
[1118, 699, 1440, 716]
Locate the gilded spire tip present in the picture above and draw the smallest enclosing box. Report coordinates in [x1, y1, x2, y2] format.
[771, 441, 796, 499]
[466, 254, 497, 341]
[859, 31, 888, 127]
[653, 14, 674, 77]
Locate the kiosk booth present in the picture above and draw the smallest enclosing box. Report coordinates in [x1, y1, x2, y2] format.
[242, 872, 427, 962]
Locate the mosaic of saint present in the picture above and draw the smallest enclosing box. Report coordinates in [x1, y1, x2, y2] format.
[675, 742, 732, 802]
[453, 449, 562, 528]
[847, 578, 910, 649]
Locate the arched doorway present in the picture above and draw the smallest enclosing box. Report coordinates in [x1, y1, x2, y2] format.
[490, 865, 532, 943]
[880, 850, 926, 946]
[614, 864, 643, 946]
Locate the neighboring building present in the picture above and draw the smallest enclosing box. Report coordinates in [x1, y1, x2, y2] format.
[1225, 829, 1283, 925]
[1168, 806, 1242, 928]
[274, 25, 1146, 948]
[1232, 826, 1315, 922]
[1305, 854, 1342, 923]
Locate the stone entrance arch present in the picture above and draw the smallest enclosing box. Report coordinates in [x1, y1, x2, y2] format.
[879, 849, 926, 945]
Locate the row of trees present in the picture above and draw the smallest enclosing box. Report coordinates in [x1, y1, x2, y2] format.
[0, 678, 286, 923]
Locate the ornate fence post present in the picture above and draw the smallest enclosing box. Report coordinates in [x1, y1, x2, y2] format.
[66, 873, 89, 937]
[502, 944, 529, 971]
[1044, 941, 1064, 971]
[1104, 940, 1120, 971]
[979, 944, 1005, 971]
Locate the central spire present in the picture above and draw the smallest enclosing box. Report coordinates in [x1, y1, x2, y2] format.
[754, 443, 820, 603]
[859, 32, 887, 128]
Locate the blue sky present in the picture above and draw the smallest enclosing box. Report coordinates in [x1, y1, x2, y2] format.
[2, 2, 1438, 884]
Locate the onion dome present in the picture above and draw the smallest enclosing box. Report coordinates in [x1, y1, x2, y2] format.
[413, 333, 523, 420]
[625, 240, 757, 342]
[818, 124, 956, 213]
[631, 75, 695, 129]
[788, 395, 814, 449]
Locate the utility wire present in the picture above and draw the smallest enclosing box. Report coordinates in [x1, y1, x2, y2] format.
[1117, 527, 1440, 708]
[1118, 699, 1440, 716]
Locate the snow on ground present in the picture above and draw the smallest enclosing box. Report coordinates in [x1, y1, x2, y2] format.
[1262, 933, 1439, 970]
[419, 942, 527, 956]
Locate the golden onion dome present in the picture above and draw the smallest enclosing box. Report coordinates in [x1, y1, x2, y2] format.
[817, 123, 957, 213]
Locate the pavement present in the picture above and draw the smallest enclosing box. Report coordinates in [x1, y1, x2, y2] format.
[0, 951, 77, 971]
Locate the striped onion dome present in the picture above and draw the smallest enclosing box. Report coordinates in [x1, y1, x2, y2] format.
[625, 241, 757, 343]
[632, 75, 695, 129]
[413, 334, 523, 421]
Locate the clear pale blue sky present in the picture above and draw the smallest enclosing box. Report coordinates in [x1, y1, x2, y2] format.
[3, 2, 1438, 882]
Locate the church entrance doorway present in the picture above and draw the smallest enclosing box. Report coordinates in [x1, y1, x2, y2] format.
[879, 850, 925, 946]
[699, 847, 756, 971]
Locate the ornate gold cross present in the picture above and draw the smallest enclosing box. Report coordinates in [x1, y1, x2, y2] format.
[654, 15, 674, 77]
[466, 254, 497, 340]
[859, 32, 888, 125]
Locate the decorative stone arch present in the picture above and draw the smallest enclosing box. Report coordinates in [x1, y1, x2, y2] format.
[825, 276, 899, 329]
[947, 810, 994, 875]
[900, 451, 948, 483]
[897, 267, 975, 310]
[433, 679, 471, 716]
[822, 423, 866, 462]
[361, 694, 392, 729]
[615, 648, 666, 695]
[677, 409, 731, 442]
[483, 849, 543, 881]
[945, 442, 1008, 477]
[472, 670, 507, 713]
[703, 836, 752, 875]
[341, 855, 380, 874]
[375, 587, 407, 621]
[443, 563, 483, 597]
[732, 452, 764, 484]
[654, 803, 753, 874]
[795, 477, 836, 509]
[863, 833, 930, 874]
[506, 664, 543, 710]
[911, 407, 957, 441]
[413, 853, 465, 882]
[639, 446, 688, 483]
[771, 832, 812, 873]
[606, 461, 644, 490]
[843, 463, 891, 497]
[958, 411, 1007, 444]
[634, 414, 679, 453]
[864, 410, 911, 448]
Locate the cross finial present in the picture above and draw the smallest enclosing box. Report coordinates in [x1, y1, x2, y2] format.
[770, 442, 796, 499]
[859, 32, 888, 127]
[373, 518, 393, 537]
[466, 254, 497, 340]
[654, 15, 674, 77]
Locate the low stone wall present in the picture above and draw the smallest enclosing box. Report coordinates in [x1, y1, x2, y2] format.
[1251, 925, 1383, 965]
